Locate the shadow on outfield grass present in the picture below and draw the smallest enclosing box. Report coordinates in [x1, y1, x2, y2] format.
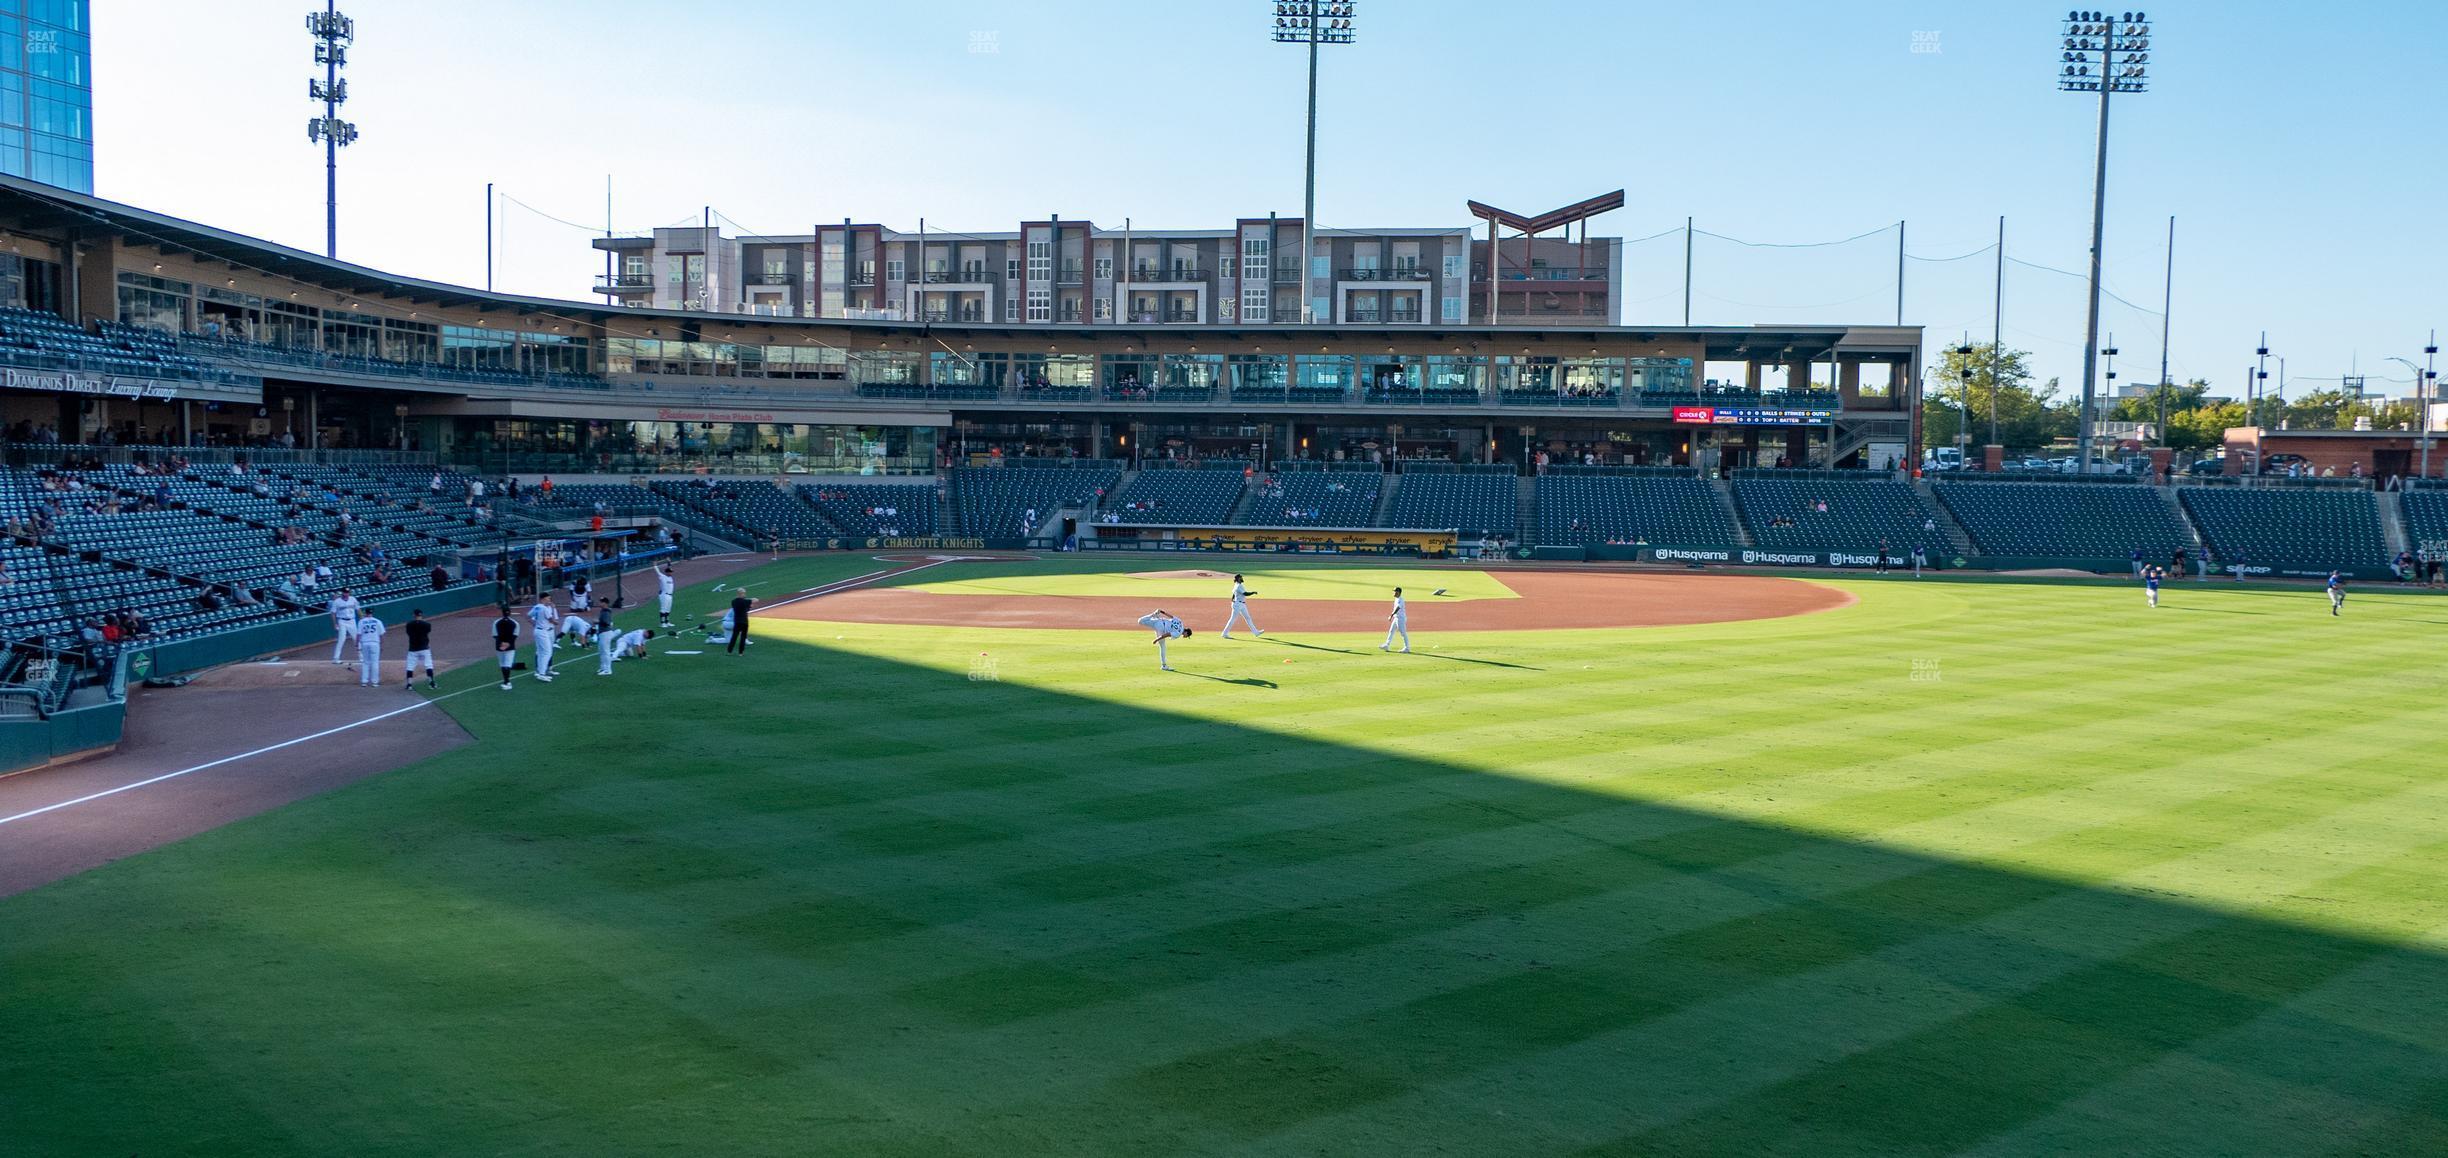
[1174, 672, 1278, 688]
[4, 618, 2444, 1157]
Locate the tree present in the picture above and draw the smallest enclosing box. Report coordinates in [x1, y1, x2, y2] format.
[1919, 343, 2066, 454]
[2165, 400, 2247, 451]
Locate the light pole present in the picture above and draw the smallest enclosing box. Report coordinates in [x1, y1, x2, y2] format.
[1954, 340, 1975, 467]
[2414, 332, 2441, 479]
[305, 2, 359, 259]
[1272, 1, 1355, 326]
[2255, 334, 2272, 428]
[2058, 9, 2151, 472]
[2101, 335, 2120, 462]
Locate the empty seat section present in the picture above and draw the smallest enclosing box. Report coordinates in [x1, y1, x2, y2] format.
[2178, 487, 2387, 572]
[950, 465, 1121, 535]
[1385, 470, 1517, 536]
[1732, 473, 1943, 552]
[1103, 466, 1245, 525]
[802, 484, 939, 536]
[1932, 480, 2190, 559]
[1534, 472, 1737, 546]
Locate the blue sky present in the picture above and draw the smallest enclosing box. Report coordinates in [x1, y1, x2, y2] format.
[95, 0, 2444, 399]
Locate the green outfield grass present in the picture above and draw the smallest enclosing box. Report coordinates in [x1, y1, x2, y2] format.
[906, 563, 1521, 601]
[2, 556, 2444, 1156]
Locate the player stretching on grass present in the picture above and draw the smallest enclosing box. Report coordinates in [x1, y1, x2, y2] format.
[1381, 587, 1409, 653]
[1221, 573, 1263, 639]
[1138, 609, 1189, 671]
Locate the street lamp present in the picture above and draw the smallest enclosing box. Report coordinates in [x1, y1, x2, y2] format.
[1273, 1, 1356, 326]
[2058, 9, 2151, 473]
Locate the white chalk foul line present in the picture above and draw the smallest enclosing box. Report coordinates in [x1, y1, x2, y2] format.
[0, 558, 941, 828]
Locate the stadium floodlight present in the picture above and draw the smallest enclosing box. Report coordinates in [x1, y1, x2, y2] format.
[1272, 2, 1356, 325]
[2059, 9, 2152, 473]
[306, 0, 359, 259]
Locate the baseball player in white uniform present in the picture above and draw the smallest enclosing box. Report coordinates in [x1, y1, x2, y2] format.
[559, 608, 596, 644]
[569, 574, 592, 614]
[608, 627, 655, 666]
[1137, 609, 1190, 671]
[526, 597, 560, 682]
[1381, 587, 1409, 653]
[353, 611, 385, 686]
[656, 563, 676, 626]
[1221, 573, 1263, 639]
[328, 588, 360, 664]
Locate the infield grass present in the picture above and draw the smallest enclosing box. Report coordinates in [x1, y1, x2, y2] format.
[1, 555, 2443, 1156]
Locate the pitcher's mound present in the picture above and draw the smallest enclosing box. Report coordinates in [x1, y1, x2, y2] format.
[1127, 569, 1233, 581]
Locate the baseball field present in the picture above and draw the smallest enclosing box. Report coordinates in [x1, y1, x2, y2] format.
[2, 554, 2443, 1155]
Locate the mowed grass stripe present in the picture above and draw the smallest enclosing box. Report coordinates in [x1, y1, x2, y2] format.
[1, 562, 2442, 1155]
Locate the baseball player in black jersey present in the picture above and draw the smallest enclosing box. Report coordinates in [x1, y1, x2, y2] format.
[403, 609, 436, 690]
[492, 606, 519, 691]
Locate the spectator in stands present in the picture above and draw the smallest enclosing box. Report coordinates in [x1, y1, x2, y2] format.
[428, 472, 443, 495]
[196, 588, 223, 612]
[430, 563, 450, 592]
[232, 585, 260, 607]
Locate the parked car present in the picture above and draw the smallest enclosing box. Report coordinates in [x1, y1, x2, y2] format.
[2187, 458, 2226, 476]
[2261, 453, 2311, 475]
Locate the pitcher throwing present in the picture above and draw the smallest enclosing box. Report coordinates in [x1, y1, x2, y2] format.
[1138, 609, 1190, 671]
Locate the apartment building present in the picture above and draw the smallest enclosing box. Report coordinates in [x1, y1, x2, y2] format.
[593, 214, 1620, 327]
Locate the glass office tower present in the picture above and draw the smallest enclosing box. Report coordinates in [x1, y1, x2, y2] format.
[0, 0, 89, 192]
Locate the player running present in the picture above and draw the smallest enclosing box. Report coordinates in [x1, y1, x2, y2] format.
[2326, 570, 2345, 616]
[1221, 573, 1263, 639]
[1380, 587, 1409, 653]
[2144, 564, 2163, 608]
[656, 563, 677, 627]
[402, 609, 436, 690]
[1137, 609, 1189, 671]
[492, 606, 519, 691]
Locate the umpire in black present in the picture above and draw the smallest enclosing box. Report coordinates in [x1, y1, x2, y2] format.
[727, 590, 753, 654]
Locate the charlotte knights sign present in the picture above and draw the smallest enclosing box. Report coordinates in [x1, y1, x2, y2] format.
[4, 368, 185, 400]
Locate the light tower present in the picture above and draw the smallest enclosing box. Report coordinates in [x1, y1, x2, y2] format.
[306, 1, 359, 259]
[1272, 1, 1355, 325]
[2058, 9, 2151, 472]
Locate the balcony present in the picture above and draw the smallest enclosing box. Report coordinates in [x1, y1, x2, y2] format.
[1128, 266, 1205, 282]
[1272, 267, 1303, 285]
[1056, 268, 1085, 286]
[1339, 267, 1432, 281]
[593, 274, 654, 293]
[920, 309, 988, 323]
[848, 273, 876, 286]
[1346, 309, 1382, 324]
[921, 268, 992, 284]
[747, 273, 796, 286]
[1388, 308, 1422, 324]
